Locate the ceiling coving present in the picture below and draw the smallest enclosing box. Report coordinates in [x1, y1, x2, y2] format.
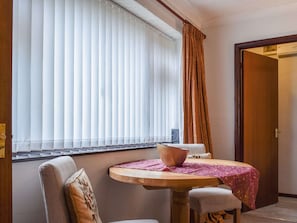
[160, 0, 297, 28]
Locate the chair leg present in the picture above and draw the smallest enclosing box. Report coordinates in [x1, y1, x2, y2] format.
[190, 209, 201, 223]
[233, 208, 241, 223]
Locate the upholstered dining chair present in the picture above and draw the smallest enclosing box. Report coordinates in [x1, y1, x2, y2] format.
[167, 144, 241, 223]
[38, 156, 158, 223]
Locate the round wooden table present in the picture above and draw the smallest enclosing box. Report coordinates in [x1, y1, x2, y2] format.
[109, 159, 252, 223]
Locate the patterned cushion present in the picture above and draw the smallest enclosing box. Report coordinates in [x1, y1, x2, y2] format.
[64, 168, 102, 223]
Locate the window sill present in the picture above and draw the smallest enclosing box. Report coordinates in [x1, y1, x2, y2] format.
[12, 143, 159, 162]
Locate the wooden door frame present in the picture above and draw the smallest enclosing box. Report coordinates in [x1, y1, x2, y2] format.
[235, 34, 297, 162]
[0, 0, 12, 222]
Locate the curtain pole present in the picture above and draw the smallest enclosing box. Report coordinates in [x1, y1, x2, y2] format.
[155, 0, 206, 39]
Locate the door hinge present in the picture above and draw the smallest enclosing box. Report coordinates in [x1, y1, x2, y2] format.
[0, 123, 6, 158]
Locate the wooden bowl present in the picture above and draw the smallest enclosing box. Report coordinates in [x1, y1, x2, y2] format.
[157, 144, 189, 167]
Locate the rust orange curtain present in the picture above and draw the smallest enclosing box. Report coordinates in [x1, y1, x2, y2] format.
[182, 22, 213, 154]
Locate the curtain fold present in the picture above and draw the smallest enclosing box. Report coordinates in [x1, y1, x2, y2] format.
[182, 22, 213, 154]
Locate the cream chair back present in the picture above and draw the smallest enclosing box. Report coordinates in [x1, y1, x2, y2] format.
[39, 156, 77, 223]
[164, 143, 210, 157]
[39, 156, 159, 223]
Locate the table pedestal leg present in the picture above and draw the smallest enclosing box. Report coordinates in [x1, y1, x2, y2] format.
[170, 189, 190, 223]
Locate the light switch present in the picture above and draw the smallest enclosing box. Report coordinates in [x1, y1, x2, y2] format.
[0, 123, 6, 158]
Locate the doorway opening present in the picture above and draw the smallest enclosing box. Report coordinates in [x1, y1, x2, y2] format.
[235, 34, 297, 208]
[235, 34, 297, 161]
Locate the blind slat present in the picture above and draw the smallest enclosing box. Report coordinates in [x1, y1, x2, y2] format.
[12, 0, 181, 153]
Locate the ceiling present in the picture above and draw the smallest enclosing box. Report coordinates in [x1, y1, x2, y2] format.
[160, 0, 297, 28]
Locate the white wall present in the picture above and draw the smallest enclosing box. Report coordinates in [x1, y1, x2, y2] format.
[278, 56, 297, 194]
[202, 8, 297, 160]
[13, 149, 170, 223]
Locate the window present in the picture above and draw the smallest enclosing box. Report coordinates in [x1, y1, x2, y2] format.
[12, 0, 181, 155]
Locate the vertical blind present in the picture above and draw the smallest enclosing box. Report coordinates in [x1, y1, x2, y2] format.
[12, 0, 181, 153]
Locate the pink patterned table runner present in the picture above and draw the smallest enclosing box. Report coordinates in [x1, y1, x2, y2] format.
[116, 159, 259, 209]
